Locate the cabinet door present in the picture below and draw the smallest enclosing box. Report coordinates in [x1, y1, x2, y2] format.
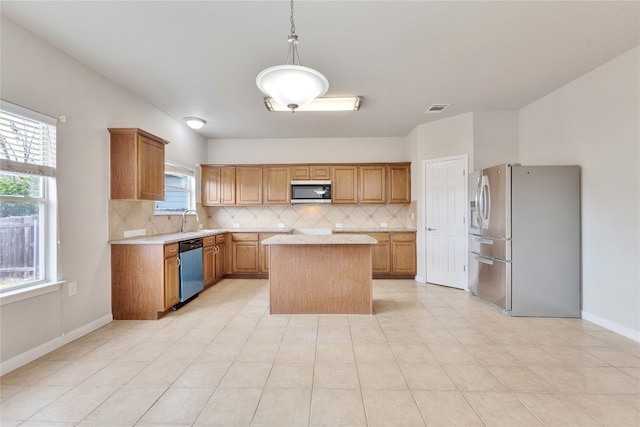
[391, 233, 416, 275]
[331, 166, 358, 204]
[137, 135, 165, 200]
[368, 233, 391, 274]
[215, 243, 227, 279]
[203, 245, 215, 288]
[264, 167, 291, 204]
[310, 165, 331, 179]
[201, 166, 236, 206]
[236, 167, 263, 205]
[220, 167, 236, 204]
[259, 233, 276, 273]
[388, 164, 411, 204]
[360, 165, 386, 204]
[201, 166, 221, 206]
[164, 254, 180, 309]
[232, 242, 259, 273]
[291, 166, 310, 180]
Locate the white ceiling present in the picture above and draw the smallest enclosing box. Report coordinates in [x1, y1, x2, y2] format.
[2, 1, 638, 139]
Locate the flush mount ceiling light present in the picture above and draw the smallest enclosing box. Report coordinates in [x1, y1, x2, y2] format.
[256, 0, 329, 112]
[264, 96, 363, 112]
[184, 117, 206, 129]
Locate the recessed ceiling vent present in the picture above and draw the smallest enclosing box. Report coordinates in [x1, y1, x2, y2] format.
[426, 104, 449, 113]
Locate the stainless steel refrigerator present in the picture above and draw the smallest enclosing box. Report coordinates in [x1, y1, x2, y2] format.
[468, 164, 581, 317]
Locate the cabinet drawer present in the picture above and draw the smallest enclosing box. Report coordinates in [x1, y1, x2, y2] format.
[367, 232, 390, 242]
[203, 236, 216, 247]
[215, 234, 226, 244]
[232, 233, 258, 242]
[164, 243, 179, 257]
[391, 232, 416, 242]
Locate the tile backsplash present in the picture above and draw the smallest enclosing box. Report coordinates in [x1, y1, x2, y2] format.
[109, 200, 417, 241]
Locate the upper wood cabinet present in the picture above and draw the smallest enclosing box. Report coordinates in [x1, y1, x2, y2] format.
[201, 162, 411, 206]
[263, 167, 291, 204]
[359, 165, 387, 204]
[291, 165, 331, 180]
[331, 165, 358, 204]
[388, 163, 411, 203]
[291, 166, 311, 180]
[236, 167, 263, 205]
[311, 165, 331, 180]
[201, 165, 236, 206]
[108, 128, 168, 200]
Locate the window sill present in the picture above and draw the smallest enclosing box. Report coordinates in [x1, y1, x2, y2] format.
[0, 281, 63, 306]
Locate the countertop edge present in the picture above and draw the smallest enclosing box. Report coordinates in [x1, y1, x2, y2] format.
[109, 228, 416, 245]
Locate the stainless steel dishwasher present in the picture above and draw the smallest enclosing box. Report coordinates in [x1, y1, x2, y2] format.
[178, 238, 204, 304]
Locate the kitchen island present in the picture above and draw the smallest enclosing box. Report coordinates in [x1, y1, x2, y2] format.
[261, 234, 377, 314]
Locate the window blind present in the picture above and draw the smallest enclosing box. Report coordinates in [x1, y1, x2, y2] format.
[0, 100, 57, 177]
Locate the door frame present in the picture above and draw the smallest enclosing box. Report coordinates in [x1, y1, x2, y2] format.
[422, 154, 469, 289]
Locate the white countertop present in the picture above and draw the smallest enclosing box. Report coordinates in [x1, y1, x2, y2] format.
[262, 234, 377, 245]
[109, 228, 293, 245]
[333, 228, 416, 233]
[109, 227, 415, 245]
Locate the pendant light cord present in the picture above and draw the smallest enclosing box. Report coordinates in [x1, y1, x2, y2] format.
[286, 0, 301, 66]
[289, 0, 296, 38]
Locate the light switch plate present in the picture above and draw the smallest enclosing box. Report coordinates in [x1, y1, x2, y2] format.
[68, 281, 77, 296]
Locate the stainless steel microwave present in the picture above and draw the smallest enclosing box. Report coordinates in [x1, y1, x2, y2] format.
[290, 180, 332, 204]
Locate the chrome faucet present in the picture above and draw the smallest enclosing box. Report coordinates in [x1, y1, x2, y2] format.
[180, 209, 200, 232]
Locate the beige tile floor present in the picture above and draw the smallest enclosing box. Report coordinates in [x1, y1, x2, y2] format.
[1, 278, 639, 426]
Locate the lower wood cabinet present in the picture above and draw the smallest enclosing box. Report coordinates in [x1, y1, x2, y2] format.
[204, 234, 228, 287]
[343, 231, 416, 278]
[164, 244, 180, 308]
[215, 234, 228, 280]
[391, 232, 417, 276]
[231, 233, 259, 274]
[111, 243, 180, 320]
[259, 233, 276, 273]
[368, 232, 391, 275]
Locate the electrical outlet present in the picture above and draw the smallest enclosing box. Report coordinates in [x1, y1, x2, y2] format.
[233, 223, 240, 228]
[124, 229, 146, 238]
[381, 222, 388, 228]
[68, 281, 77, 296]
[278, 223, 285, 228]
[335, 223, 343, 229]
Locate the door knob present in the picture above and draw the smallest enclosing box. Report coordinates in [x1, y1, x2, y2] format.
[427, 228, 437, 231]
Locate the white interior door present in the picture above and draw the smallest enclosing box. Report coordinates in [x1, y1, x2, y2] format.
[425, 156, 467, 289]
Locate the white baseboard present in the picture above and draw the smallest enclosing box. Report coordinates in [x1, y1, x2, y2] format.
[581, 310, 640, 342]
[414, 275, 426, 283]
[0, 314, 113, 376]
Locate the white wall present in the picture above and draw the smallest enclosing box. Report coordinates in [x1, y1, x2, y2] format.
[208, 137, 409, 164]
[0, 17, 207, 372]
[519, 47, 639, 339]
[409, 113, 475, 282]
[473, 111, 519, 171]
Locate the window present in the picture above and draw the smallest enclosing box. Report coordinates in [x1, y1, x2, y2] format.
[0, 100, 57, 291]
[154, 162, 196, 214]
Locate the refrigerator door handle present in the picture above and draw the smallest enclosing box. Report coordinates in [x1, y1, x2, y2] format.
[480, 175, 491, 228]
[472, 236, 494, 245]
[474, 254, 494, 265]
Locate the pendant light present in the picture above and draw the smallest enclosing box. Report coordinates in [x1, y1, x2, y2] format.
[256, 0, 329, 112]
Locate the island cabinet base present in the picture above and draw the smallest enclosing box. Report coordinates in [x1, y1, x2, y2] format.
[269, 244, 372, 314]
